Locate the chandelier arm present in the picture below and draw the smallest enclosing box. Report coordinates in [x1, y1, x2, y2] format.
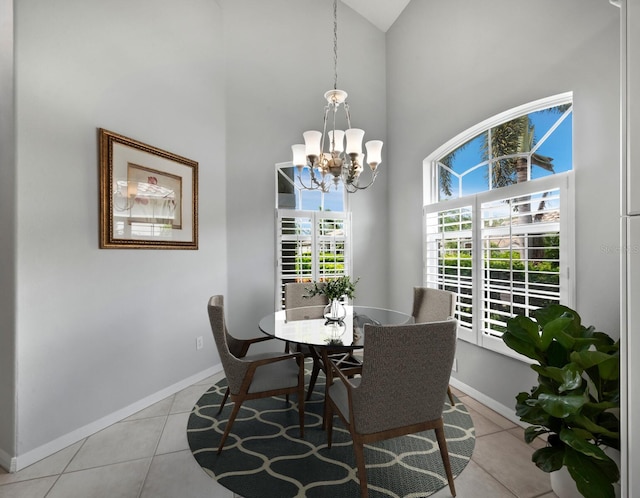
[343, 102, 352, 130]
[331, 105, 338, 151]
[342, 169, 379, 193]
[320, 104, 331, 159]
[296, 166, 329, 193]
[297, 174, 329, 193]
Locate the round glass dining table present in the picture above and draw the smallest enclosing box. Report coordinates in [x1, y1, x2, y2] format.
[258, 305, 414, 349]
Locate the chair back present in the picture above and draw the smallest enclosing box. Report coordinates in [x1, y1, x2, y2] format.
[284, 282, 328, 321]
[352, 320, 457, 434]
[411, 287, 456, 323]
[207, 295, 246, 393]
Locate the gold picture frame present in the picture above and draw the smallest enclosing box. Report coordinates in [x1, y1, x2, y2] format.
[99, 128, 198, 249]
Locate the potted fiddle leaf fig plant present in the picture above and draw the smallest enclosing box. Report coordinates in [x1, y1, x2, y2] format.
[306, 275, 359, 322]
[502, 304, 620, 498]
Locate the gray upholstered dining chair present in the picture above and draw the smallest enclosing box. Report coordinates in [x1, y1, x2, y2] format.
[283, 282, 328, 400]
[325, 320, 458, 498]
[412, 286, 457, 406]
[284, 282, 328, 321]
[207, 295, 305, 453]
[412, 287, 456, 322]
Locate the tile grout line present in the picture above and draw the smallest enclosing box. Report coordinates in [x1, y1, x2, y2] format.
[136, 396, 176, 498]
[41, 436, 89, 497]
[470, 428, 521, 498]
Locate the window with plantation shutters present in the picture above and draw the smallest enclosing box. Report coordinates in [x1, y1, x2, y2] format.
[275, 162, 351, 310]
[423, 93, 574, 358]
[480, 187, 562, 341]
[276, 210, 351, 309]
[424, 203, 474, 340]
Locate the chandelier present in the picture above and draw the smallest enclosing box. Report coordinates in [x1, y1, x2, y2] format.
[291, 0, 383, 193]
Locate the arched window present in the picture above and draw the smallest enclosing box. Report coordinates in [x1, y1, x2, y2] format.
[423, 93, 574, 357]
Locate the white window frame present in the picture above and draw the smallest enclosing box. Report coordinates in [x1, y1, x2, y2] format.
[423, 93, 575, 361]
[275, 162, 352, 310]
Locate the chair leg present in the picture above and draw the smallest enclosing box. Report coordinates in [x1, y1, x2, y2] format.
[217, 387, 231, 415]
[298, 386, 305, 438]
[353, 439, 369, 498]
[217, 398, 242, 454]
[434, 424, 457, 497]
[306, 358, 321, 400]
[447, 385, 455, 406]
[326, 403, 334, 448]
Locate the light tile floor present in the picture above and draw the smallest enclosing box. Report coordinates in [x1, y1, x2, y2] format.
[0, 372, 558, 498]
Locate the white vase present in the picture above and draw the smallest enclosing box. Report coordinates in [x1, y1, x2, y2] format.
[550, 447, 620, 498]
[324, 299, 346, 322]
[550, 467, 582, 498]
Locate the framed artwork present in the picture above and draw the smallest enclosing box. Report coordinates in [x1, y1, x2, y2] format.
[99, 128, 198, 249]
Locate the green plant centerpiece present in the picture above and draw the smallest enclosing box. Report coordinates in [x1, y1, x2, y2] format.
[306, 275, 359, 301]
[502, 304, 620, 498]
[306, 275, 359, 323]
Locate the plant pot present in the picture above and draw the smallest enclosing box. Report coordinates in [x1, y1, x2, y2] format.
[550, 447, 621, 498]
[550, 467, 582, 498]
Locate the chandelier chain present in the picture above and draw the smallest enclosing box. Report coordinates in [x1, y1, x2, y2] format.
[333, 0, 338, 90]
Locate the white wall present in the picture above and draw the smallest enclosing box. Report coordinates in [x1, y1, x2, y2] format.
[221, 0, 388, 337]
[0, 0, 17, 470]
[386, 0, 620, 409]
[12, 0, 227, 467]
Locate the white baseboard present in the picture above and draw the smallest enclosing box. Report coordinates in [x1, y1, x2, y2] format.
[12, 363, 222, 472]
[449, 377, 524, 428]
[0, 448, 17, 473]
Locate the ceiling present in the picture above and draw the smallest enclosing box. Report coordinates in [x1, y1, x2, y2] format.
[341, 0, 411, 32]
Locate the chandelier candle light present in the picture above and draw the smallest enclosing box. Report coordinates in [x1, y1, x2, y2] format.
[291, 0, 383, 193]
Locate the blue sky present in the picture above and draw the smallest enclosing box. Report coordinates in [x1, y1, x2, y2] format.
[441, 108, 573, 200]
[296, 168, 345, 211]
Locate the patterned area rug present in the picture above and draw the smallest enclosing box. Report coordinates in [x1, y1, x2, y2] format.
[187, 368, 475, 498]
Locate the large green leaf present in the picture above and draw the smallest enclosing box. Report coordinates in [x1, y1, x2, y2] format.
[564, 446, 619, 498]
[571, 349, 614, 368]
[552, 329, 576, 351]
[568, 413, 620, 439]
[559, 364, 584, 392]
[540, 315, 574, 350]
[571, 350, 619, 381]
[532, 363, 583, 392]
[524, 425, 549, 444]
[533, 305, 574, 328]
[592, 333, 618, 352]
[503, 332, 542, 362]
[560, 428, 608, 460]
[598, 356, 620, 381]
[531, 364, 564, 383]
[505, 315, 540, 345]
[531, 446, 565, 472]
[538, 392, 585, 418]
[592, 412, 622, 441]
[516, 396, 551, 425]
[584, 400, 619, 412]
[572, 337, 602, 352]
[546, 340, 570, 368]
